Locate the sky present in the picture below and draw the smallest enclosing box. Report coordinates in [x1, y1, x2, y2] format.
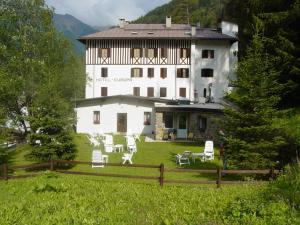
[45, 0, 171, 27]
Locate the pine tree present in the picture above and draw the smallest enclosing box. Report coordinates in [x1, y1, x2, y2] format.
[223, 34, 288, 169]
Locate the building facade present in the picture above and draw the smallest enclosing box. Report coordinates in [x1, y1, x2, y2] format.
[76, 17, 238, 140]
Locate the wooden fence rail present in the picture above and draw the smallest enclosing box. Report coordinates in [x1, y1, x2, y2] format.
[0, 160, 281, 188]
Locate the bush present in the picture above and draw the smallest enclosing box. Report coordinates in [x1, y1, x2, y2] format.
[270, 164, 300, 210]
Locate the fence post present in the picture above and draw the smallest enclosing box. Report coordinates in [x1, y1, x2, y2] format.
[50, 159, 54, 171]
[217, 168, 222, 188]
[269, 168, 275, 181]
[159, 163, 164, 187]
[2, 163, 8, 180]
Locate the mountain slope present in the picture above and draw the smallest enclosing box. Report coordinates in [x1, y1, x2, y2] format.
[135, 0, 222, 28]
[53, 13, 97, 54]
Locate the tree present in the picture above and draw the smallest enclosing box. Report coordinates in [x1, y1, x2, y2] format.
[27, 85, 76, 161]
[223, 0, 300, 107]
[0, 0, 85, 137]
[223, 34, 289, 169]
[0, 0, 84, 161]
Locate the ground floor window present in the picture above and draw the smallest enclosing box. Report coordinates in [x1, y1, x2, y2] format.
[163, 113, 173, 128]
[198, 116, 207, 132]
[93, 111, 100, 124]
[144, 112, 151, 125]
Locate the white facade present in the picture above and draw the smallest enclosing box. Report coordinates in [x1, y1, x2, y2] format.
[76, 18, 238, 137]
[76, 98, 155, 134]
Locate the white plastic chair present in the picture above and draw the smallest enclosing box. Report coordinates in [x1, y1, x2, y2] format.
[175, 151, 191, 166]
[122, 153, 133, 164]
[104, 135, 115, 153]
[203, 141, 214, 161]
[92, 150, 104, 168]
[126, 136, 137, 153]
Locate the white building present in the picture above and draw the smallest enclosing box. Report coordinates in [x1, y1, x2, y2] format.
[76, 17, 238, 140]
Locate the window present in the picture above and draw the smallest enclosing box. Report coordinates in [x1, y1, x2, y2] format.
[163, 113, 173, 128]
[160, 68, 167, 79]
[146, 48, 157, 58]
[180, 48, 190, 58]
[177, 68, 189, 78]
[160, 48, 168, 58]
[201, 69, 214, 77]
[198, 116, 207, 132]
[144, 112, 151, 125]
[147, 87, 154, 97]
[179, 88, 186, 97]
[131, 48, 142, 58]
[101, 68, 108, 77]
[101, 87, 107, 96]
[93, 111, 100, 124]
[131, 68, 143, 77]
[160, 87, 167, 97]
[133, 87, 140, 96]
[148, 68, 154, 78]
[202, 50, 214, 59]
[98, 48, 110, 58]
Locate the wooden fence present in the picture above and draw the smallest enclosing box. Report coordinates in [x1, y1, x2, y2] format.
[0, 160, 280, 188]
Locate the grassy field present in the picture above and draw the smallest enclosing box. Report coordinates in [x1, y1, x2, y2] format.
[0, 172, 298, 225]
[2, 135, 300, 224]
[8, 134, 222, 182]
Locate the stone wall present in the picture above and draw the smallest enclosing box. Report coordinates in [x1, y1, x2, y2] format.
[155, 112, 164, 140]
[188, 112, 223, 142]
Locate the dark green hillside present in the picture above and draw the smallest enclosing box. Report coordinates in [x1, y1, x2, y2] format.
[53, 13, 97, 54]
[135, 0, 222, 27]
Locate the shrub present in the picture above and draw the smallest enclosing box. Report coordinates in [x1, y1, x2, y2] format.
[270, 164, 300, 210]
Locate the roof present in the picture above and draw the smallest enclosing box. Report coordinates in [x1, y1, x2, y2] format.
[75, 95, 174, 105]
[75, 95, 224, 112]
[78, 23, 237, 43]
[155, 103, 224, 113]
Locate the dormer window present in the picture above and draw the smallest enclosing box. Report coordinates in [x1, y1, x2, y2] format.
[98, 48, 110, 58]
[180, 48, 190, 58]
[202, 50, 214, 59]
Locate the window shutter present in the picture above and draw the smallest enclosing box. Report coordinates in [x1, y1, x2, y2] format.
[177, 68, 181, 78]
[186, 68, 189, 77]
[131, 68, 134, 77]
[130, 48, 134, 58]
[211, 50, 214, 58]
[107, 48, 111, 58]
[140, 48, 143, 57]
[187, 48, 191, 58]
[154, 48, 158, 57]
[98, 48, 102, 58]
[140, 68, 143, 77]
[180, 48, 183, 58]
[145, 48, 148, 58]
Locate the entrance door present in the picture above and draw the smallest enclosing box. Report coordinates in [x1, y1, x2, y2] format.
[117, 113, 127, 133]
[177, 114, 187, 139]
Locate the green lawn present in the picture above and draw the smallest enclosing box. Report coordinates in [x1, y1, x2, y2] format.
[8, 134, 222, 182]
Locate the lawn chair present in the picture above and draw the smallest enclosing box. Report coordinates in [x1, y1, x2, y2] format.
[203, 140, 214, 161]
[187, 132, 195, 141]
[104, 135, 115, 153]
[175, 151, 191, 166]
[92, 150, 105, 168]
[127, 136, 137, 153]
[88, 134, 101, 146]
[122, 153, 133, 164]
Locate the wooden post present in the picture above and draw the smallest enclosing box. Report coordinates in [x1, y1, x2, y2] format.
[159, 163, 164, 187]
[50, 159, 54, 171]
[217, 168, 222, 188]
[2, 163, 8, 180]
[269, 168, 275, 181]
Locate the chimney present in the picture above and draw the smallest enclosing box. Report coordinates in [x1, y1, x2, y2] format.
[119, 18, 125, 28]
[191, 25, 196, 36]
[166, 16, 171, 28]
